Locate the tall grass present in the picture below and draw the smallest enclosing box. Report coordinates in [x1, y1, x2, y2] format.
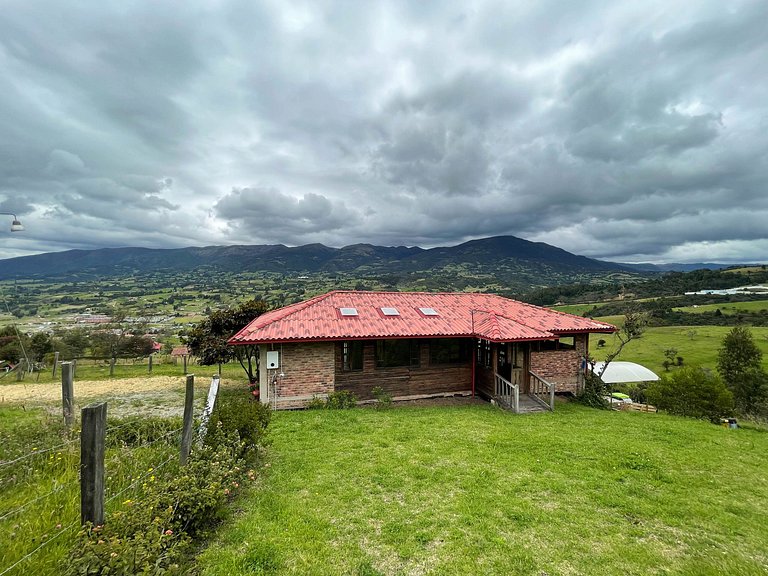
[0, 408, 184, 575]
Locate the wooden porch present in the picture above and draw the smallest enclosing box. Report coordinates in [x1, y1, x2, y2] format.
[492, 370, 555, 413]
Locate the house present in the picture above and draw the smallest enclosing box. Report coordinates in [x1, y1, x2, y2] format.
[229, 291, 616, 411]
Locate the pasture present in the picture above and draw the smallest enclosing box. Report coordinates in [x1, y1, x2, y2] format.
[197, 401, 768, 575]
[588, 324, 768, 374]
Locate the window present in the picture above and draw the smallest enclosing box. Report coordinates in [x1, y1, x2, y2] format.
[477, 339, 492, 368]
[430, 339, 470, 364]
[339, 307, 358, 317]
[381, 307, 400, 316]
[497, 345, 508, 369]
[537, 337, 575, 351]
[342, 341, 363, 371]
[418, 307, 439, 316]
[375, 339, 420, 368]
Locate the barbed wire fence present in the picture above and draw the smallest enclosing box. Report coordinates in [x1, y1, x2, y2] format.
[0, 368, 220, 575]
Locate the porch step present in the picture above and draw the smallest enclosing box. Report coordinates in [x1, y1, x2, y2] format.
[492, 394, 550, 413]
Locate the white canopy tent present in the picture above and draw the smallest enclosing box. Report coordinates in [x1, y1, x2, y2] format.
[591, 361, 660, 384]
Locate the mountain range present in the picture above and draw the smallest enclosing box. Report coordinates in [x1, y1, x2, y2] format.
[0, 236, 647, 292]
[3, 234, 747, 289]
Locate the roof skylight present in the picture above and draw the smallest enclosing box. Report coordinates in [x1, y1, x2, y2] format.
[381, 307, 400, 316]
[339, 307, 358, 317]
[419, 307, 439, 316]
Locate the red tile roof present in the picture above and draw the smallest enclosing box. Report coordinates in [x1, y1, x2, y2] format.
[229, 291, 616, 345]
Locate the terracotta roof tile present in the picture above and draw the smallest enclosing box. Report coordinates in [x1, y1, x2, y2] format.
[229, 291, 616, 345]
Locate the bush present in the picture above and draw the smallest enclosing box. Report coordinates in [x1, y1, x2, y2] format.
[67, 391, 270, 575]
[371, 386, 392, 409]
[206, 387, 271, 450]
[576, 372, 609, 409]
[307, 390, 358, 410]
[646, 366, 734, 423]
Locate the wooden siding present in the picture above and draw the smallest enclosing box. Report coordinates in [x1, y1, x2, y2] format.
[334, 340, 472, 400]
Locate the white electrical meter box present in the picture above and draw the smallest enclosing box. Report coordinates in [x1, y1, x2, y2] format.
[266, 351, 280, 370]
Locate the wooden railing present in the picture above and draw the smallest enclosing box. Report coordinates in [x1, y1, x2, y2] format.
[529, 371, 555, 411]
[494, 373, 519, 413]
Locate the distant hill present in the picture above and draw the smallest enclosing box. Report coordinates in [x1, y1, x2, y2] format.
[620, 262, 750, 272]
[0, 235, 645, 291]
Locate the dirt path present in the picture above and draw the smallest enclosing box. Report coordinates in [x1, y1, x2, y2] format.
[0, 375, 221, 418]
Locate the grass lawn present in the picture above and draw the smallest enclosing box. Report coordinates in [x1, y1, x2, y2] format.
[196, 402, 768, 576]
[672, 299, 768, 315]
[589, 325, 768, 374]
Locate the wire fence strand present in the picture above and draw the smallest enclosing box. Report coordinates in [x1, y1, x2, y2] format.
[0, 517, 80, 576]
[105, 454, 175, 505]
[0, 437, 81, 470]
[0, 483, 74, 522]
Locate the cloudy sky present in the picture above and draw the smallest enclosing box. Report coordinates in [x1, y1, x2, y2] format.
[1, 1, 767, 263]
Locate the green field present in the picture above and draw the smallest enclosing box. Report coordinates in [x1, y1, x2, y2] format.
[589, 324, 768, 374]
[673, 299, 768, 315]
[197, 402, 768, 575]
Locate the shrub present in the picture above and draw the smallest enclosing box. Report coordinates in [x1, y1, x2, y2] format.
[206, 387, 271, 450]
[304, 390, 357, 409]
[646, 366, 734, 423]
[576, 372, 609, 409]
[371, 386, 392, 409]
[325, 390, 357, 409]
[306, 396, 327, 410]
[67, 391, 270, 575]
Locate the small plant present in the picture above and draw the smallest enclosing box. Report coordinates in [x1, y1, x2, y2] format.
[306, 396, 327, 410]
[325, 390, 358, 409]
[371, 386, 392, 409]
[305, 390, 358, 409]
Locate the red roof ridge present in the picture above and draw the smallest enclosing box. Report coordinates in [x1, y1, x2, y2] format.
[244, 292, 334, 328]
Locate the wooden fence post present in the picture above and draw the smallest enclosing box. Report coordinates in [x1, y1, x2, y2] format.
[180, 375, 195, 465]
[73, 358, 77, 379]
[52, 351, 59, 377]
[109, 357, 115, 377]
[16, 359, 24, 381]
[61, 361, 74, 428]
[148, 354, 153, 374]
[183, 355, 187, 375]
[81, 402, 107, 526]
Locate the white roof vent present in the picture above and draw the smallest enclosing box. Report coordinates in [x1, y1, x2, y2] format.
[339, 307, 358, 317]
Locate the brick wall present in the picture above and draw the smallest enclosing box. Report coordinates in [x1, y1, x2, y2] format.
[272, 342, 335, 405]
[530, 334, 588, 393]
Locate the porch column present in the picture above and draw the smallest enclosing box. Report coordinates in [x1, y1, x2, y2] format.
[258, 346, 269, 404]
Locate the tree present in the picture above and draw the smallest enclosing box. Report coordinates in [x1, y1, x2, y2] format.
[580, 312, 649, 408]
[646, 366, 733, 422]
[186, 299, 268, 384]
[53, 328, 89, 359]
[29, 332, 53, 362]
[595, 311, 648, 379]
[717, 326, 768, 415]
[0, 326, 29, 362]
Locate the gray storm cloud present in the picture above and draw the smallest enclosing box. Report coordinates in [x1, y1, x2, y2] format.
[0, 0, 766, 263]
